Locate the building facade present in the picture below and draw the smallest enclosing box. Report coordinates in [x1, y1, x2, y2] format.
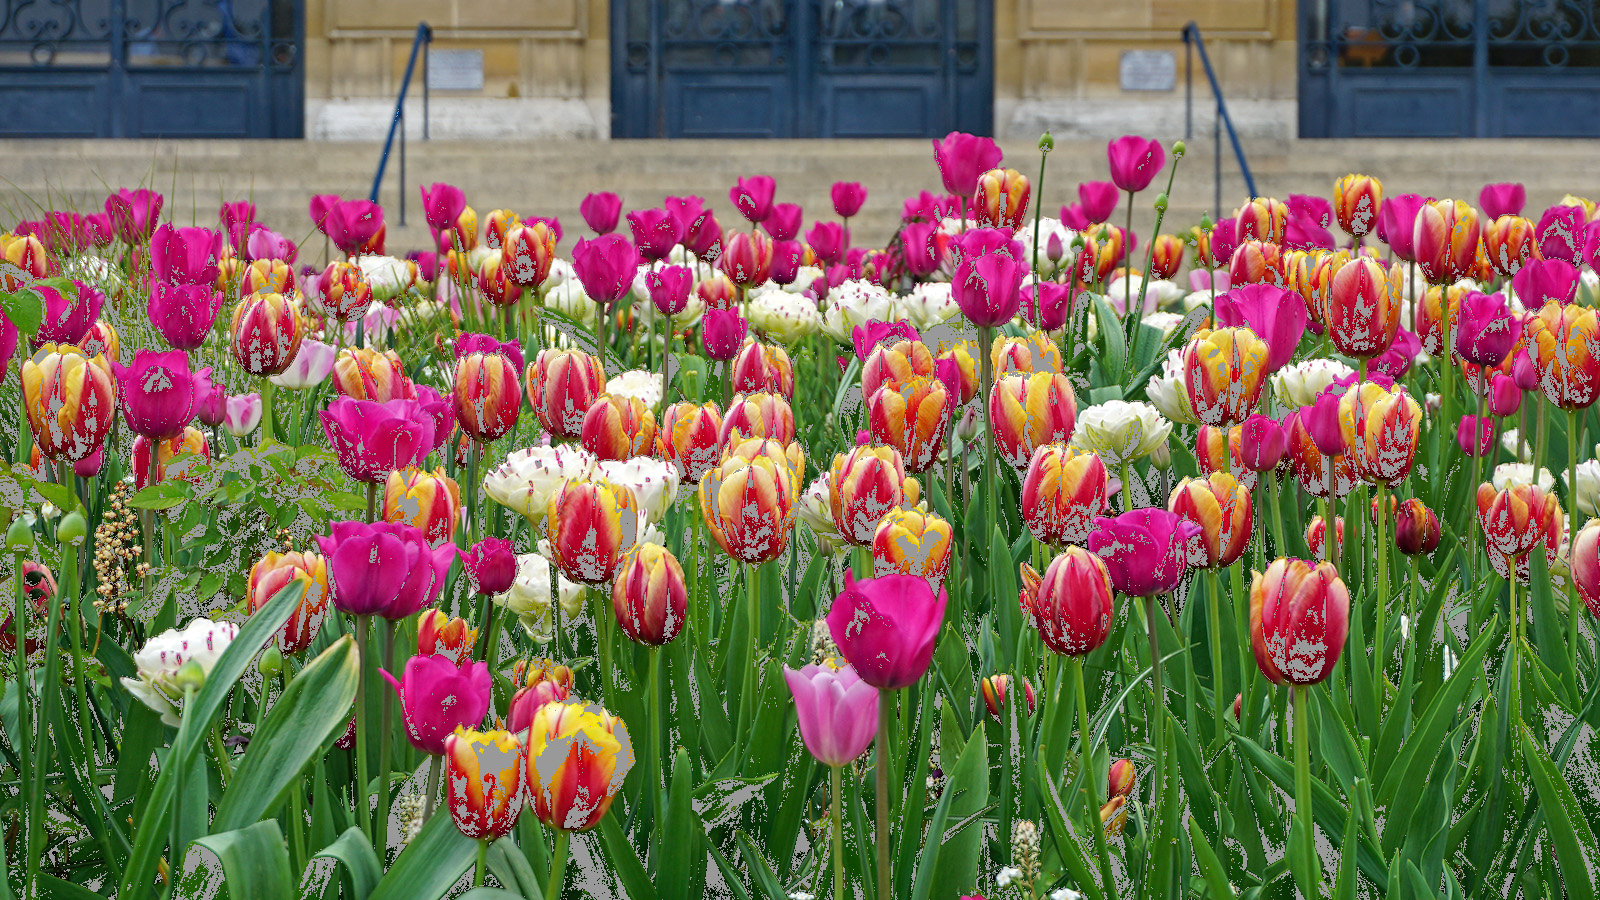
[3, 1, 1596, 141]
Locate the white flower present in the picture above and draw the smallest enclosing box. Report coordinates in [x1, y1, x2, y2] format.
[544, 280, 598, 326]
[269, 338, 337, 390]
[904, 282, 960, 331]
[607, 369, 665, 412]
[496, 552, 585, 644]
[996, 867, 1024, 888]
[1564, 460, 1600, 518]
[121, 618, 241, 727]
[1070, 400, 1172, 467]
[598, 457, 681, 525]
[1399, 614, 1412, 643]
[821, 279, 900, 341]
[798, 472, 845, 555]
[747, 287, 822, 344]
[1140, 311, 1185, 342]
[355, 254, 413, 302]
[1013, 216, 1076, 275]
[1442, 643, 1458, 680]
[483, 445, 598, 523]
[1051, 890, 1087, 900]
[1145, 348, 1197, 425]
[788, 893, 816, 900]
[1272, 358, 1354, 409]
[787, 266, 825, 292]
[542, 258, 577, 291]
[1493, 462, 1555, 493]
[1500, 428, 1534, 463]
[1580, 268, 1600, 305]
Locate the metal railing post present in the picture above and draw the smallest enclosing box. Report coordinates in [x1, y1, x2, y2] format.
[1183, 21, 1257, 212]
[369, 22, 432, 207]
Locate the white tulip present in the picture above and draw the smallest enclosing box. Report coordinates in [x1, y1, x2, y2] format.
[121, 618, 241, 727]
[904, 282, 960, 331]
[497, 552, 585, 644]
[747, 287, 822, 344]
[1563, 460, 1600, 518]
[797, 472, 845, 555]
[1070, 400, 1173, 466]
[1145, 348, 1197, 425]
[1492, 462, 1554, 493]
[598, 457, 681, 525]
[482, 445, 598, 523]
[606, 369, 665, 412]
[821, 280, 900, 342]
[1272, 358, 1354, 409]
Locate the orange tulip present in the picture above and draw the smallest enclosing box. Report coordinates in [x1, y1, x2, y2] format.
[1482, 214, 1539, 277]
[1334, 174, 1383, 238]
[989, 371, 1078, 471]
[1324, 256, 1401, 358]
[731, 340, 796, 400]
[1337, 381, 1422, 485]
[1524, 299, 1600, 409]
[1413, 199, 1481, 285]
[581, 394, 658, 461]
[1021, 444, 1109, 546]
[131, 428, 211, 490]
[417, 608, 477, 663]
[1236, 197, 1288, 244]
[973, 168, 1030, 230]
[21, 344, 115, 462]
[1181, 327, 1270, 428]
[1228, 239, 1288, 288]
[247, 550, 330, 655]
[862, 339, 936, 401]
[872, 507, 954, 584]
[1413, 283, 1466, 358]
[477, 252, 521, 308]
[383, 467, 462, 545]
[523, 701, 632, 832]
[81, 319, 120, 364]
[1168, 473, 1252, 568]
[867, 375, 950, 474]
[546, 479, 641, 584]
[333, 347, 411, 402]
[483, 209, 521, 249]
[527, 348, 606, 439]
[700, 437, 804, 564]
[446, 726, 526, 840]
[657, 401, 724, 484]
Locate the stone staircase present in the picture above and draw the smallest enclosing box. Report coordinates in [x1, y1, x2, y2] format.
[3, 137, 1597, 260]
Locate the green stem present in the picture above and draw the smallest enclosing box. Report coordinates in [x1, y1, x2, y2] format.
[1120, 461, 1134, 513]
[1074, 658, 1117, 898]
[546, 829, 571, 900]
[1293, 684, 1318, 885]
[1144, 595, 1166, 830]
[747, 561, 761, 661]
[209, 725, 233, 787]
[1266, 470, 1286, 559]
[377, 618, 397, 855]
[1031, 144, 1048, 303]
[875, 690, 893, 900]
[365, 481, 377, 524]
[1207, 568, 1226, 748]
[1374, 480, 1390, 697]
[649, 647, 664, 797]
[1569, 408, 1581, 685]
[260, 378, 277, 444]
[12, 548, 30, 892]
[831, 765, 846, 900]
[354, 615, 372, 841]
[424, 752, 442, 822]
[979, 324, 998, 548]
[661, 313, 672, 408]
[474, 838, 489, 888]
[64, 480, 95, 755]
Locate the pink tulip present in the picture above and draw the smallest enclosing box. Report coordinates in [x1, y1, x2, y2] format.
[149, 224, 224, 287]
[1213, 283, 1307, 373]
[1370, 328, 1422, 379]
[1058, 202, 1089, 231]
[82, 212, 114, 248]
[1086, 509, 1201, 597]
[851, 321, 920, 362]
[1304, 392, 1346, 457]
[244, 227, 297, 263]
[1106, 135, 1165, 193]
[35, 280, 105, 346]
[1453, 291, 1516, 366]
[1189, 268, 1230, 295]
[1283, 200, 1337, 251]
[1078, 181, 1120, 224]
[770, 239, 804, 285]
[1376, 193, 1430, 262]
[195, 375, 226, 427]
[627, 208, 683, 263]
[463, 537, 517, 596]
[932, 132, 1002, 198]
[901, 221, 943, 277]
[219, 201, 255, 239]
[224, 393, 263, 438]
[664, 195, 706, 240]
[324, 199, 385, 256]
[1479, 183, 1526, 220]
[646, 265, 693, 316]
[1488, 373, 1522, 418]
[953, 249, 1024, 327]
[1457, 415, 1496, 457]
[147, 281, 223, 351]
[825, 571, 947, 690]
[731, 175, 777, 224]
[381, 655, 491, 756]
[701, 308, 748, 361]
[763, 203, 803, 241]
[580, 191, 622, 235]
[1585, 221, 1600, 273]
[1021, 282, 1072, 332]
[319, 396, 437, 483]
[1250, 558, 1349, 685]
[1513, 258, 1579, 307]
[784, 663, 880, 767]
[572, 233, 637, 305]
[308, 194, 339, 234]
[114, 350, 199, 440]
[806, 221, 844, 265]
[419, 183, 466, 233]
[1536, 204, 1587, 264]
[316, 520, 456, 620]
[831, 182, 867, 219]
[105, 188, 164, 243]
[1239, 413, 1287, 471]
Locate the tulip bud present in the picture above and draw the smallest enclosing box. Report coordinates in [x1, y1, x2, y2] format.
[1021, 445, 1108, 546]
[382, 467, 462, 546]
[973, 168, 1031, 231]
[1153, 193, 1169, 213]
[612, 543, 688, 646]
[445, 727, 527, 840]
[990, 372, 1079, 470]
[1333, 174, 1383, 238]
[1018, 546, 1115, 657]
[1488, 373, 1522, 418]
[547, 479, 642, 585]
[1458, 414, 1497, 457]
[1038, 132, 1054, 152]
[581, 394, 658, 461]
[58, 511, 88, 546]
[1250, 558, 1350, 685]
[1169, 473, 1253, 569]
[872, 506, 953, 586]
[258, 645, 284, 678]
[980, 674, 1036, 719]
[1173, 140, 1186, 157]
[1107, 759, 1137, 799]
[1394, 499, 1441, 556]
[1305, 515, 1344, 560]
[527, 348, 607, 440]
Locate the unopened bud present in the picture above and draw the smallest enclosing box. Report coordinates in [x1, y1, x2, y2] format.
[258, 645, 284, 678]
[956, 407, 981, 443]
[1153, 193, 1169, 214]
[5, 519, 34, 551]
[174, 659, 208, 693]
[1149, 441, 1173, 471]
[59, 511, 88, 546]
[1199, 213, 1215, 231]
[1173, 140, 1186, 157]
[1038, 132, 1054, 152]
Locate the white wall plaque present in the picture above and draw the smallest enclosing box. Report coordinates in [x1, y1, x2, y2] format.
[1120, 50, 1176, 92]
[428, 49, 484, 92]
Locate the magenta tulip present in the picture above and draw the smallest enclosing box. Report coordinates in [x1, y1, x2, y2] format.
[1106, 135, 1165, 193]
[701, 308, 747, 361]
[580, 191, 622, 235]
[932, 132, 1002, 198]
[1206, 217, 1240, 270]
[951, 228, 1023, 265]
[1585, 220, 1600, 273]
[1536, 204, 1587, 265]
[1488, 373, 1522, 418]
[831, 182, 867, 219]
[147, 281, 223, 351]
[763, 203, 803, 242]
[1479, 183, 1526, 220]
[806, 221, 844, 265]
[784, 663, 880, 767]
[826, 571, 947, 690]
[35, 280, 105, 346]
[105, 188, 164, 243]
[731, 175, 777, 224]
[901, 221, 942, 277]
[1021, 281, 1073, 332]
[316, 520, 456, 620]
[1283, 198, 1337, 251]
[572, 233, 637, 306]
[381, 655, 491, 756]
[851, 321, 920, 362]
[1077, 181, 1120, 224]
[1213, 283, 1307, 373]
[244, 227, 296, 263]
[1376, 193, 1430, 262]
[219, 201, 255, 237]
[1239, 413, 1288, 472]
[627, 208, 682, 263]
[419, 183, 466, 233]
[1086, 509, 1200, 598]
[1304, 393, 1347, 457]
[463, 537, 517, 596]
[646, 265, 693, 316]
[1371, 328, 1422, 379]
[149, 224, 224, 287]
[83, 212, 114, 248]
[664, 194, 706, 238]
[324, 199, 384, 256]
[1513, 258, 1579, 307]
[1453, 291, 1516, 366]
[770, 239, 804, 286]
[308, 194, 339, 234]
[195, 374, 226, 427]
[320, 396, 437, 483]
[952, 250, 1024, 328]
[114, 350, 199, 439]
[1513, 347, 1539, 392]
[1457, 415, 1496, 457]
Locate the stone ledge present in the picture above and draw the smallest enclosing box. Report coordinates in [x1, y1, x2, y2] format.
[306, 97, 606, 141]
[1000, 98, 1297, 142]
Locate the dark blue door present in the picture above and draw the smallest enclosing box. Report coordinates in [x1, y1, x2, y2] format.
[0, 0, 303, 138]
[611, 0, 992, 139]
[1300, 0, 1600, 137]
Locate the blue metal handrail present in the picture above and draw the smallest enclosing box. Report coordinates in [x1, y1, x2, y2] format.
[369, 22, 433, 225]
[1181, 22, 1257, 219]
